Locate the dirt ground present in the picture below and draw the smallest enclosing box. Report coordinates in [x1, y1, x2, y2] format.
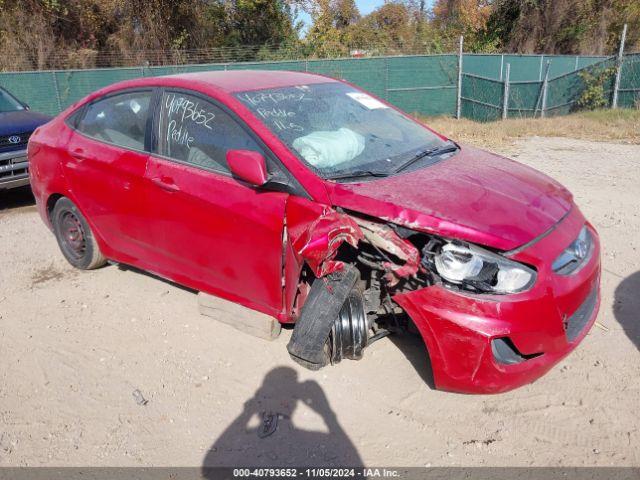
[0, 136, 639, 468]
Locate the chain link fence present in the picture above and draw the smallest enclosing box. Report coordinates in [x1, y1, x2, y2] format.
[460, 54, 638, 121]
[0, 52, 638, 121]
[618, 53, 640, 108]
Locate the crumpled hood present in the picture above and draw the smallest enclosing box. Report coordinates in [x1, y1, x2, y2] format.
[0, 110, 52, 137]
[327, 145, 573, 251]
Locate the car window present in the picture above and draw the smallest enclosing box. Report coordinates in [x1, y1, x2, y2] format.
[77, 91, 152, 151]
[0, 88, 25, 113]
[157, 91, 262, 174]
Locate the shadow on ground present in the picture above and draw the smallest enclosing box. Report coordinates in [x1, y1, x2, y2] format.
[0, 186, 35, 211]
[201, 366, 362, 472]
[115, 263, 197, 294]
[614, 271, 640, 352]
[388, 332, 435, 389]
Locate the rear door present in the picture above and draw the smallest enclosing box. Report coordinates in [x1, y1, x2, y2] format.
[144, 89, 289, 315]
[64, 89, 156, 259]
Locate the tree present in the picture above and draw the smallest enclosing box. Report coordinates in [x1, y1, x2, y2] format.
[305, 0, 359, 56]
[432, 0, 493, 50]
[344, 2, 414, 53]
[483, 0, 639, 54]
[333, 0, 360, 30]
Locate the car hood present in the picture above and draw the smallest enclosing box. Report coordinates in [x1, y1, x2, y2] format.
[0, 110, 52, 136]
[326, 145, 573, 251]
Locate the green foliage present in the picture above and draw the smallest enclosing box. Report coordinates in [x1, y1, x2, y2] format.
[0, 0, 299, 69]
[482, 0, 640, 55]
[576, 66, 617, 111]
[0, 0, 638, 70]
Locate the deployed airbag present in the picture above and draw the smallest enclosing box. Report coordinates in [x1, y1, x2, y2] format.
[292, 128, 365, 169]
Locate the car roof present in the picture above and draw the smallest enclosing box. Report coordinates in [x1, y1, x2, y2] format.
[159, 69, 339, 93]
[67, 69, 345, 118]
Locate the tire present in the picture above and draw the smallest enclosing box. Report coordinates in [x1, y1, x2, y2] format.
[287, 265, 361, 370]
[51, 197, 106, 270]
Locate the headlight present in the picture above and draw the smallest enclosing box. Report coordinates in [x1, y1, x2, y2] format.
[434, 242, 536, 294]
[552, 225, 593, 275]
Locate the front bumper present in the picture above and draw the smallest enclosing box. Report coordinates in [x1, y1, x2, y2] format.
[0, 149, 29, 190]
[393, 207, 601, 394]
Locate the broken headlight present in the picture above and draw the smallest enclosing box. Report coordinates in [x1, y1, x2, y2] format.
[433, 242, 536, 294]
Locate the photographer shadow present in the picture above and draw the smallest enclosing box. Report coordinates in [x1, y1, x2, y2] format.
[614, 270, 640, 351]
[201, 366, 362, 473]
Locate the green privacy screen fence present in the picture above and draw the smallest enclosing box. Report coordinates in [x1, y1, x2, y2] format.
[0, 53, 638, 122]
[0, 54, 460, 118]
[463, 54, 607, 82]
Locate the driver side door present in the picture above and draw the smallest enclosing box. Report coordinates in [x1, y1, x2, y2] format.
[143, 89, 289, 316]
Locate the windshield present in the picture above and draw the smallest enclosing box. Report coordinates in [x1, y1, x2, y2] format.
[0, 88, 25, 113]
[235, 83, 452, 179]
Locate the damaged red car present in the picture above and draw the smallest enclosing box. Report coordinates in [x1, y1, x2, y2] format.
[28, 71, 601, 393]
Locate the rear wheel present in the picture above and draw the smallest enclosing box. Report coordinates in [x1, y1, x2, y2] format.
[51, 197, 106, 270]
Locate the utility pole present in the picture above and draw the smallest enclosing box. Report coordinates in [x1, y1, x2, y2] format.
[612, 23, 628, 109]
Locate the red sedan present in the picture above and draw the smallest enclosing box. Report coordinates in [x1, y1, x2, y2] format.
[28, 71, 601, 393]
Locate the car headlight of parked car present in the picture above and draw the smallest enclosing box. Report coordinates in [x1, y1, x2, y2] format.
[433, 241, 536, 294]
[551, 225, 593, 275]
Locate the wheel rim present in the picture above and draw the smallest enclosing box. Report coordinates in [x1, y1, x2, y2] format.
[60, 210, 87, 260]
[329, 290, 368, 364]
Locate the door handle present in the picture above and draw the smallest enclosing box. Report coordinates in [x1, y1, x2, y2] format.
[70, 148, 86, 161]
[150, 176, 180, 192]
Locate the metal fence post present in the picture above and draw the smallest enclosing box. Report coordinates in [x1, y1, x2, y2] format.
[51, 71, 63, 114]
[456, 36, 463, 119]
[612, 23, 628, 109]
[502, 63, 511, 120]
[540, 61, 551, 118]
[384, 56, 389, 101]
[538, 55, 544, 81]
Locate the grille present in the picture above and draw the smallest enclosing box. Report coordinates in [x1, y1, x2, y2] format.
[565, 287, 598, 342]
[0, 155, 29, 181]
[0, 131, 31, 150]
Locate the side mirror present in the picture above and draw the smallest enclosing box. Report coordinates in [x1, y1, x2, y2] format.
[227, 149, 269, 187]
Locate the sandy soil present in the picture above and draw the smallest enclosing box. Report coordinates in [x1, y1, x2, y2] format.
[0, 137, 639, 468]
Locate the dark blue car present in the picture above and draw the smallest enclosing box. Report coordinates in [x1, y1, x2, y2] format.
[1, 86, 51, 190]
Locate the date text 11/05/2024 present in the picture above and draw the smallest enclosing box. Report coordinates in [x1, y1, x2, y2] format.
[230, 468, 400, 477]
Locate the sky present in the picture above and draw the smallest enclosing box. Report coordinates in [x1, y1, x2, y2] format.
[353, 0, 389, 15]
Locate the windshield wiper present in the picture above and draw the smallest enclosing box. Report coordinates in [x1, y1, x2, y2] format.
[326, 170, 391, 181]
[392, 142, 459, 174]
[325, 142, 459, 181]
